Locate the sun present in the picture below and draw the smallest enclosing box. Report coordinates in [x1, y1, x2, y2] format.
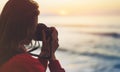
[59, 10, 68, 16]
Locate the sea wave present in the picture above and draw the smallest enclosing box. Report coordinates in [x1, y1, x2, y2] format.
[58, 48, 120, 60]
[86, 32, 120, 38]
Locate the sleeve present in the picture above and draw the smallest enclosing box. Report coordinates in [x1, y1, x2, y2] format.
[48, 60, 65, 72]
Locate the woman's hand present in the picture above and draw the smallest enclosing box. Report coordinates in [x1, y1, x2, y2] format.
[50, 27, 59, 60]
[39, 27, 59, 60]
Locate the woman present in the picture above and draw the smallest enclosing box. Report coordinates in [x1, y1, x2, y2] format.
[0, 0, 65, 72]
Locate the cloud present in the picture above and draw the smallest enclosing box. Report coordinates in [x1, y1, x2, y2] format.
[83, 9, 120, 16]
[40, 13, 58, 16]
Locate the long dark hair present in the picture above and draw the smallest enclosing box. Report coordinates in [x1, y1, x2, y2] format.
[0, 0, 39, 66]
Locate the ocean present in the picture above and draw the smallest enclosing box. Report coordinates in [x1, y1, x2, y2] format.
[30, 16, 120, 72]
[55, 26, 120, 72]
[30, 25, 120, 72]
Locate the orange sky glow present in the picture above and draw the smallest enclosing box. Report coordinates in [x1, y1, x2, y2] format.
[0, 0, 120, 16]
[0, 0, 120, 26]
[35, 0, 120, 16]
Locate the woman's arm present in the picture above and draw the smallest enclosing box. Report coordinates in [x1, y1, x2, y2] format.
[38, 58, 48, 71]
[49, 60, 65, 72]
[39, 27, 65, 72]
[48, 55, 65, 72]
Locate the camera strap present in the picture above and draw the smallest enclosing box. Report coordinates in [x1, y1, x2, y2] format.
[27, 41, 52, 59]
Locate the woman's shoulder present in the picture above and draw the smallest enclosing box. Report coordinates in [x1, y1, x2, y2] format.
[0, 53, 45, 72]
[5, 53, 40, 65]
[11, 53, 39, 63]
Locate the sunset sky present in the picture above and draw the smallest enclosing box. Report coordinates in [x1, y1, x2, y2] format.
[38, 0, 120, 16]
[0, 0, 120, 16]
[0, 0, 120, 25]
[39, 0, 120, 16]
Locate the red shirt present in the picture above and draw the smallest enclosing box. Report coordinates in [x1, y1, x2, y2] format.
[0, 53, 65, 72]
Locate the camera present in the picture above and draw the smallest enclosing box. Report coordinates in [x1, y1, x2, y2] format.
[29, 23, 56, 59]
[34, 23, 53, 41]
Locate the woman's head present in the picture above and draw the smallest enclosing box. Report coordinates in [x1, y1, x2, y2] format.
[0, 0, 39, 51]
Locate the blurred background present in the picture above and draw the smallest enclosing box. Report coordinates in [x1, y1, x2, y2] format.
[0, 0, 120, 72]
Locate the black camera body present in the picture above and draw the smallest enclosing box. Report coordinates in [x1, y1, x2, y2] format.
[34, 23, 52, 41]
[29, 23, 55, 59]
